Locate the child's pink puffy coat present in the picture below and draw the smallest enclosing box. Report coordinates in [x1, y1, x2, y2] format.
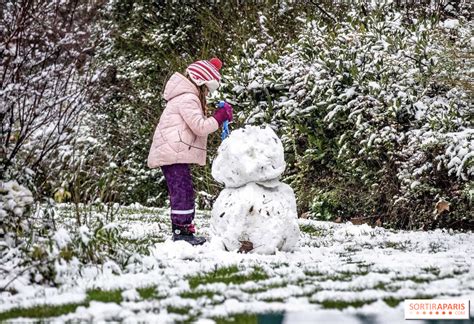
[147, 72, 218, 168]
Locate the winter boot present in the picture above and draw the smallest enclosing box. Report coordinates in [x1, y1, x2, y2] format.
[172, 223, 206, 246]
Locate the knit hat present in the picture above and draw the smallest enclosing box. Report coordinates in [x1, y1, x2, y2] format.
[186, 58, 222, 93]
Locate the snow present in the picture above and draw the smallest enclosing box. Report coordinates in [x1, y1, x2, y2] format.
[53, 228, 72, 249]
[0, 181, 34, 217]
[368, 81, 381, 90]
[443, 19, 459, 29]
[0, 207, 473, 322]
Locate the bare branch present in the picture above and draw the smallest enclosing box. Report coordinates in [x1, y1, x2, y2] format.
[309, 0, 337, 24]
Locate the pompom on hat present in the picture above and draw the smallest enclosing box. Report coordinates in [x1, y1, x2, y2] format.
[186, 57, 222, 93]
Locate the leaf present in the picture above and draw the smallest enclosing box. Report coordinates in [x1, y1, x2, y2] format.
[238, 241, 253, 254]
[375, 218, 382, 227]
[300, 212, 310, 219]
[434, 199, 450, 215]
[53, 188, 71, 203]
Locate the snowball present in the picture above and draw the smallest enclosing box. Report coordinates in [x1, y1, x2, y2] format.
[210, 182, 300, 254]
[212, 125, 286, 188]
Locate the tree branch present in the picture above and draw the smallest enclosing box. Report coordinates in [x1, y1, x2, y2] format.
[309, 0, 336, 23]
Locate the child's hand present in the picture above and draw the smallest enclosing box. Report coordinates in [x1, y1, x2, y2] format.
[222, 102, 233, 122]
[213, 101, 233, 125]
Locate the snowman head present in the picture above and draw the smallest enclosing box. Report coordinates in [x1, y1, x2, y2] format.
[212, 125, 286, 188]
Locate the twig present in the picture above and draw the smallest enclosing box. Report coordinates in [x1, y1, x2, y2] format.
[1, 262, 43, 291]
[309, 0, 337, 23]
[403, 53, 429, 67]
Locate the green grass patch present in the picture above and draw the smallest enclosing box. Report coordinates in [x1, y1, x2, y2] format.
[384, 241, 402, 249]
[137, 286, 158, 299]
[0, 289, 124, 321]
[396, 276, 431, 284]
[374, 282, 400, 292]
[384, 297, 403, 307]
[0, 303, 84, 321]
[242, 282, 288, 294]
[214, 312, 284, 324]
[214, 313, 258, 324]
[167, 306, 189, 315]
[422, 266, 440, 276]
[304, 270, 325, 277]
[188, 266, 268, 289]
[322, 270, 368, 282]
[86, 289, 123, 303]
[384, 240, 412, 250]
[180, 290, 215, 299]
[260, 297, 286, 303]
[299, 224, 324, 236]
[320, 299, 376, 310]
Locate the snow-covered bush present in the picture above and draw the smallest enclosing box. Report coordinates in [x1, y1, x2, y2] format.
[1, 206, 134, 290]
[0, 181, 34, 247]
[0, 0, 100, 185]
[221, 3, 473, 229]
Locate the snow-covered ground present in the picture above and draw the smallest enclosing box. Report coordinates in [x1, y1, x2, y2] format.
[0, 205, 473, 323]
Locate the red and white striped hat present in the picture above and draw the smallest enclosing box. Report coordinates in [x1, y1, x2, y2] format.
[186, 58, 222, 93]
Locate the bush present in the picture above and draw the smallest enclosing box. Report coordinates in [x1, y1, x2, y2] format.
[221, 2, 473, 229]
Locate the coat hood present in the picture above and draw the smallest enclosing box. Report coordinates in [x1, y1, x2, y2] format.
[163, 72, 199, 101]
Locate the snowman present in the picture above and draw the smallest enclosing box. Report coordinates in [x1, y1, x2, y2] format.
[210, 125, 301, 254]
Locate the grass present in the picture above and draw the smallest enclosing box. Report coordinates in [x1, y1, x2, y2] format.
[0, 303, 84, 322]
[304, 270, 325, 277]
[0, 289, 124, 321]
[422, 266, 440, 276]
[374, 282, 400, 292]
[213, 313, 285, 324]
[167, 306, 189, 315]
[86, 289, 123, 303]
[188, 266, 269, 289]
[304, 268, 371, 283]
[320, 299, 377, 310]
[383, 297, 403, 307]
[300, 224, 324, 236]
[180, 290, 215, 299]
[260, 297, 286, 303]
[395, 276, 431, 283]
[213, 313, 259, 324]
[241, 282, 288, 294]
[137, 286, 158, 299]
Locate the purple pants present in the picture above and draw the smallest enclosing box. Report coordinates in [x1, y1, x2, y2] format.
[161, 164, 195, 226]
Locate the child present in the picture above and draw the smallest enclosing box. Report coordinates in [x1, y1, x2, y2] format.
[147, 58, 233, 246]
